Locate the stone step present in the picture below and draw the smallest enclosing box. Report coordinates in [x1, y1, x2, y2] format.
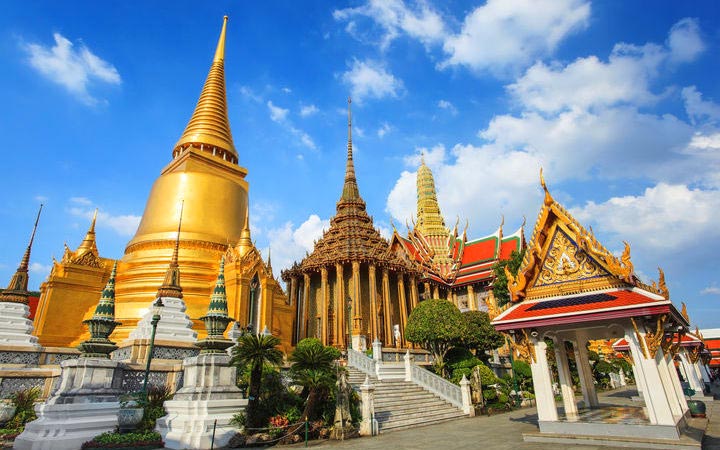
[378, 410, 467, 433]
[374, 391, 442, 403]
[376, 397, 455, 409]
[376, 402, 462, 418]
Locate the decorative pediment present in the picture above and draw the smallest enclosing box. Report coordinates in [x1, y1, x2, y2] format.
[507, 170, 639, 302]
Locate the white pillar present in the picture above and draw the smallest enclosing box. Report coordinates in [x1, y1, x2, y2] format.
[625, 326, 676, 426]
[658, 351, 687, 417]
[460, 375, 474, 416]
[679, 352, 703, 394]
[698, 361, 711, 384]
[572, 336, 599, 408]
[529, 338, 558, 422]
[359, 376, 377, 436]
[404, 350, 413, 382]
[372, 338, 383, 362]
[553, 337, 578, 419]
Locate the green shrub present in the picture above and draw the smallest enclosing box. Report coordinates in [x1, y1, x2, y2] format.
[81, 431, 162, 449]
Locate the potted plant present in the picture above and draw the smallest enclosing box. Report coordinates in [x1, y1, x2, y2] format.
[117, 393, 144, 433]
[684, 385, 706, 418]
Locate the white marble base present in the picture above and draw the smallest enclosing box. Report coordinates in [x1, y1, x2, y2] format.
[352, 334, 367, 352]
[14, 358, 121, 450]
[128, 296, 196, 344]
[0, 302, 40, 349]
[156, 353, 246, 449]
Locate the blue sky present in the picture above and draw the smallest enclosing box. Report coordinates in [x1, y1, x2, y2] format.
[1, 1, 719, 327]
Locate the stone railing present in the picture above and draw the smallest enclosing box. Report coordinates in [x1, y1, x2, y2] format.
[408, 363, 464, 410]
[348, 348, 377, 377]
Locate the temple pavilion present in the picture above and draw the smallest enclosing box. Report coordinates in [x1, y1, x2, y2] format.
[282, 100, 421, 350]
[492, 172, 692, 445]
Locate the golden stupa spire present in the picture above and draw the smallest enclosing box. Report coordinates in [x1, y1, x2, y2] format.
[416, 156, 447, 236]
[76, 209, 98, 255]
[157, 201, 184, 299]
[1, 204, 43, 304]
[173, 16, 237, 164]
[340, 97, 362, 203]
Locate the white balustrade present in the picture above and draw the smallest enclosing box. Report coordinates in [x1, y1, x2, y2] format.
[409, 364, 464, 410]
[348, 348, 377, 377]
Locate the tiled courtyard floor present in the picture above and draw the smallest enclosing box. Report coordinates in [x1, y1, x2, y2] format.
[279, 385, 718, 450]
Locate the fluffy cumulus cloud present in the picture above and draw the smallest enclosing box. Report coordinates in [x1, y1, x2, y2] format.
[334, 0, 446, 50]
[387, 18, 719, 276]
[261, 214, 329, 279]
[68, 197, 140, 236]
[341, 59, 403, 102]
[441, 0, 590, 74]
[23, 33, 121, 105]
[267, 101, 289, 122]
[572, 183, 720, 252]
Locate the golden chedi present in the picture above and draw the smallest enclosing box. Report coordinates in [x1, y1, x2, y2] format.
[34, 17, 294, 350]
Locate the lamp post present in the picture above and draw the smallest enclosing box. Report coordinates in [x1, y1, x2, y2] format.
[346, 296, 352, 351]
[142, 297, 164, 399]
[507, 329, 521, 408]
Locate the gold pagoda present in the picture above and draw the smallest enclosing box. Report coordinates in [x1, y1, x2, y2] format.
[33, 17, 294, 352]
[282, 99, 421, 349]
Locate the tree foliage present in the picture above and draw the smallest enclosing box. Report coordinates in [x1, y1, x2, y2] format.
[492, 249, 526, 307]
[231, 333, 284, 429]
[405, 299, 465, 376]
[459, 311, 505, 359]
[289, 338, 341, 421]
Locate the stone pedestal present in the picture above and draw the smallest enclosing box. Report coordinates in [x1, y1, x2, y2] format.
[352, 334, 367, 352]
[14, 358, 121, 450]
[359, 376, 377, 436]
[0, 302, 40, 350]
[156, 353, 246, 449]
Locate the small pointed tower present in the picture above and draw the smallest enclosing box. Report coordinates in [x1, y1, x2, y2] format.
[77, 261, 121, 358]
[197, 257, 234, 354]
[125, 204, 197, 356]
[0, 205, 43, 349]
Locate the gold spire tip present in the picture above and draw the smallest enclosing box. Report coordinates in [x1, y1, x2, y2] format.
[214, 16, 228, 62]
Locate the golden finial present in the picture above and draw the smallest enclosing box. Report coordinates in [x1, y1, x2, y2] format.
[1, 204, 43, 304]
[157, 200, 184, 298]
[214, 16, 229, 62]
[89, 208, 98, 233]
[540, 167, 553, 206]
[657, 267, 669, 299]
[681, 301, 689, 322]
[19, 204, 43, 272]
[174, 16, 237, 163]
[77, 208, 99, 254]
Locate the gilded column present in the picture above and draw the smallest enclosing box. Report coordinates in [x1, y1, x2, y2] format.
[369, 264, 378, 342]
[424, 282, 431, 300]
[320, 267, 328, 345]
[289, 276, 298, 306]
[397, 273, 408, 347]
[452, 290, 458, 308]
[302, 273, 310, 339]
[382, 268, 392, 345]
[409, 275, 419, 311]
[352, 261, 362, 333]
[335, 263, 345, 348]
[467, 284, 476, 311]
[432, 284, 440, 299]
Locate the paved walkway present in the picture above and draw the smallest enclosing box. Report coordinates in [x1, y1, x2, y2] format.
[280, 385, 719, 450]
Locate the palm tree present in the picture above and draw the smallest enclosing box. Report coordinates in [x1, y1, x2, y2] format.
[289, 338, 339, 373]
[231, 333, 283, 428]
[293, 368, 335, 421]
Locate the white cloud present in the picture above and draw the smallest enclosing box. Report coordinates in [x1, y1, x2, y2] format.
[23, 33, 121, 105]
[682, 86, 720, 125]
[437, 99, 457, 115]
[239, 86, 263, 103]
[702, 286, 720, 295]
[440, 0, 590, 74]
[300, 104, 319, 117]
[341, 59, 403, 103]
[667, 18, 704, 63]
[267, 101, 289, 122]
[572, 183, 720, 252]
[403, 144, 446, 168]
[262, 214, 329, 279]
[29, 262, 52, 282]
[334, 0, 446, 50]
[68, 200, 140, 237]
[377, 122, 391, 138]
[282, 87, 292, 93]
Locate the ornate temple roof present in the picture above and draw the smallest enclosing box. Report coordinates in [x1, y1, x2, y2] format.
[492, 170, 685, 330]
[173, 16, 237, 164]
[290, 100, 416, 274]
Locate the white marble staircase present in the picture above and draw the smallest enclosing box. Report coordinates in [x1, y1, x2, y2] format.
[347, 366, 466, 432]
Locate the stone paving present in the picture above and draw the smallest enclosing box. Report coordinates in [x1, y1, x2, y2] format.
[281, 385, 719, 450]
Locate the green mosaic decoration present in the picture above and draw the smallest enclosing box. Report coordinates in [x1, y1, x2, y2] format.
[197, 257, 234, 354]
[77, 261, 122, 358]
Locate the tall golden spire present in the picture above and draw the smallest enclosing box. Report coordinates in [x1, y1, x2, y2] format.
[1, 204, 42, 304]
[157, 201, 184, 299]
[416, 157, 447, 236]
[173, 16, 237, 164]
[340, 97, 362, 203]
